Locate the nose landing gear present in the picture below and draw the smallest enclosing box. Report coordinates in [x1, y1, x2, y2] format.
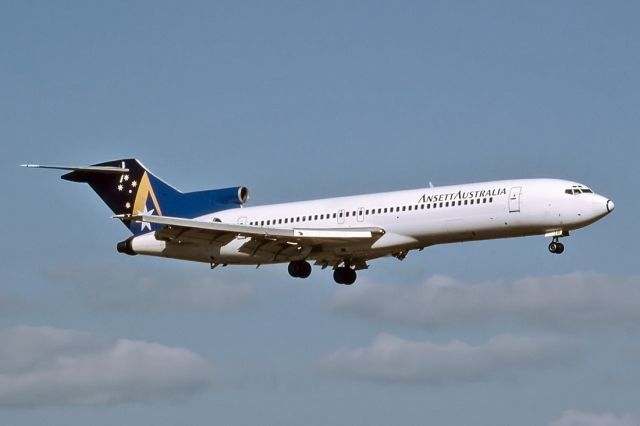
[548, 237, 565, 254]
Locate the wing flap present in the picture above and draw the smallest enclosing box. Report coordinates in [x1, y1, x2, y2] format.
[238, 239, 302, 261]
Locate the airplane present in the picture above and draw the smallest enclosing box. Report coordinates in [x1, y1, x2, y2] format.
[23, 158, 614, 285]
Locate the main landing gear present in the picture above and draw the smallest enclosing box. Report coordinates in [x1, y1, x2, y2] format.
[333, 266, 357, 285]
[548, 237, 565, 254]
[287, 260, 358, 285]
[288, 260, 312, 278]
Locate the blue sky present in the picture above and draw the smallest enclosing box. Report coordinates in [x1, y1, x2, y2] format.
[1, 1, 639, 425]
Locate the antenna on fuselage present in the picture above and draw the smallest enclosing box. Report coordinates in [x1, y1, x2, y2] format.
[428, 181, 434, 188]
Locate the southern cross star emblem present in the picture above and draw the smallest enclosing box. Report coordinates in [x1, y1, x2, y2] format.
[137, 205, 155, 231]
[118, 170, 139, 211]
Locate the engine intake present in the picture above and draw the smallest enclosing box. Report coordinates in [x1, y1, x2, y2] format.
[238, 186, 250, 204]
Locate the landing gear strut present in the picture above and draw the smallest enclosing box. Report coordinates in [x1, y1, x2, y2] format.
[288, 260, 312, 278]
[548, 237, 565, 254]
[333, 266, 357, 285]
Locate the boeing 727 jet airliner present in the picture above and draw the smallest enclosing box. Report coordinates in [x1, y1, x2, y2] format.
[24, 159, 614, 284]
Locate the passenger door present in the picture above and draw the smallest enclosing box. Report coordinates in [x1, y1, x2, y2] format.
[509, 187, 522, 213]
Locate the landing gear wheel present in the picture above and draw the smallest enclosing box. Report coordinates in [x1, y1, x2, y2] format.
[333, 267, 357, 285]
[343, 268, 357, 285]
[288, 261, 312, 278]
[298, 261, 312, 278]
[548, 240, 565, 254]
[288, 262, 298, 277]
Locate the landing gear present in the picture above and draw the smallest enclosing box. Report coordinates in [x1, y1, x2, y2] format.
[548, 238, 565, 254]
[288, 260, 312, 278]
[333, 267, 356, 285]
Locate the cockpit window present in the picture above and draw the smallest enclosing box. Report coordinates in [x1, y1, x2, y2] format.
[565, 187, 593, 195]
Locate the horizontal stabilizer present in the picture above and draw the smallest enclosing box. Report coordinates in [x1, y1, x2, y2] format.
[20, 164, 129, 173]
[23, 158, 250, 236]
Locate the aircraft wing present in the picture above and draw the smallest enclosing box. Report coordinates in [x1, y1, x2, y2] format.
[119, 215, 385, 261]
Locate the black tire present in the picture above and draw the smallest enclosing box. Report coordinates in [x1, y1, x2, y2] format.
[298, 261, 312, 278]
[343, 268, 357, 285]
[288, 262, 300, 277]
[556, 242, 565, 254]
[333, 268, 345, 284]
[548, 242, 558, 253]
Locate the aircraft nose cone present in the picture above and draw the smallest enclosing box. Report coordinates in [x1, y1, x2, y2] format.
[607, 199, 615, 213]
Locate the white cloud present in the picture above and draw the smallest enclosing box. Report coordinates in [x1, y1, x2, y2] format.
[333, 272, 640, 328]
[45, 265, 253, 312]
[550, 410, 638, 426]
[0, 326, 213, 407]
[321, 333, 571, 384]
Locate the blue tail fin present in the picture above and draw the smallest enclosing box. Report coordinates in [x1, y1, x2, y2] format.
[62, 159, 248, 235]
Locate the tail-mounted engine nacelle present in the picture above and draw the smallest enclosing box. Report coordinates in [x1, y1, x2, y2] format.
[117, 237, 137, 256]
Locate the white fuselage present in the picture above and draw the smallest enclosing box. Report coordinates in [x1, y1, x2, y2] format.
[129, 178, 613, 266]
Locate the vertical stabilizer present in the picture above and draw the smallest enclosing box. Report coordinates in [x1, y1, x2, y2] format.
[58, 159, 248, 235]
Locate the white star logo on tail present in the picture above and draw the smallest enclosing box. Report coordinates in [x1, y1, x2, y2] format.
[137, 205, 155, 231]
